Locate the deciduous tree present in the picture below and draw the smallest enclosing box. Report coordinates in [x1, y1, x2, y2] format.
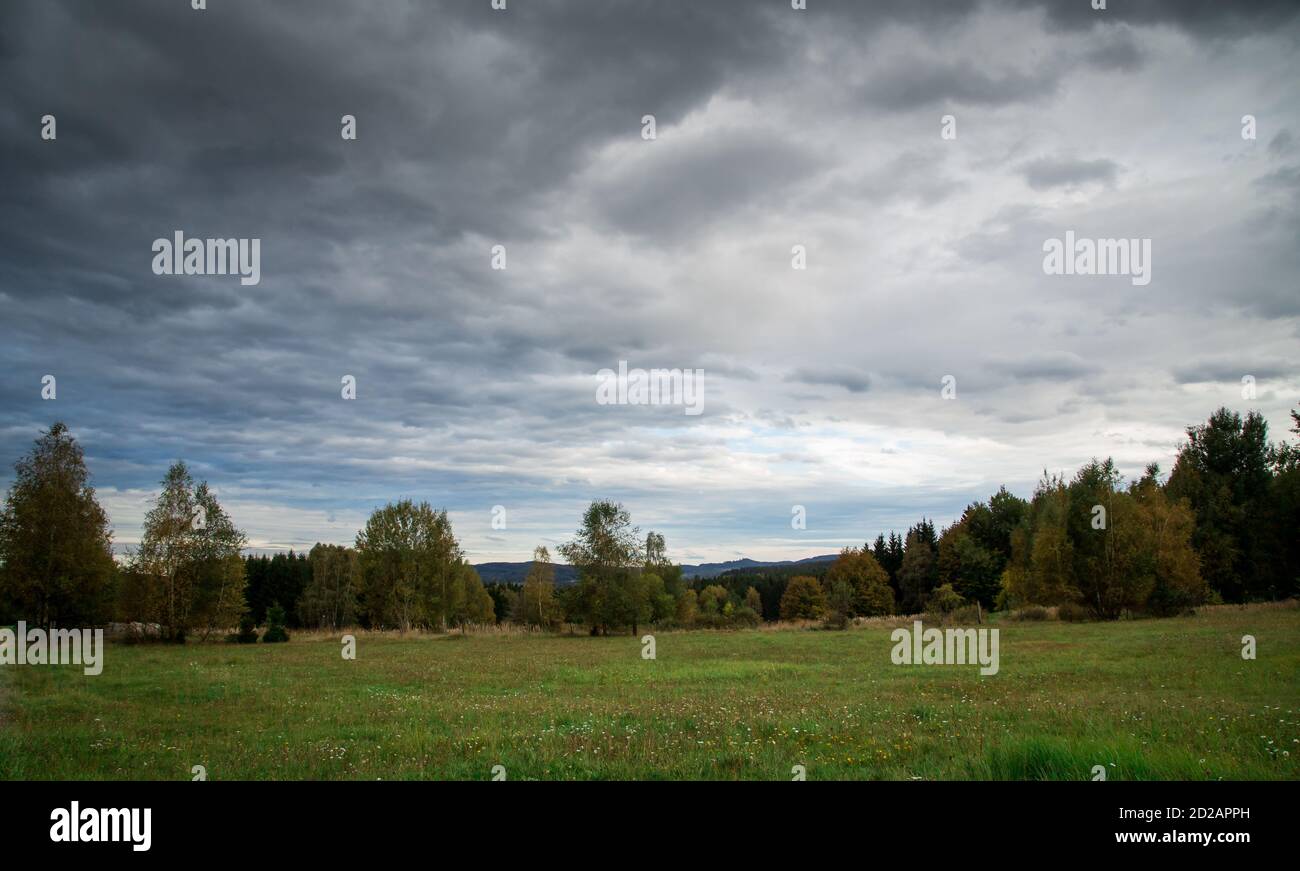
[558, 500, 644, 634]
[0, 423, 116, 627]
[517, 545, 560, 628]
[355, 500, 461, 631]
[132, 461, 247, 641]
[779, 575, 827, 620]
[825, 547, 894, 616]
[302, 544, 359, 630]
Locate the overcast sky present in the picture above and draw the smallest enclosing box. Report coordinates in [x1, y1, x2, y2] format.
[1, 0, 1297, 564]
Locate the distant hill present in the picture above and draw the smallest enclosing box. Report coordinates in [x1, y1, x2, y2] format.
[473, 554, 838, 586]
[473, 562, 578, 585]
[689, 554, 838, 579]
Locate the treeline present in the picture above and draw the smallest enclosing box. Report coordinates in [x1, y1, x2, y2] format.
[1, 406, 1296, 639]
[999, 406, 1299, 616]
[242, 552, 309, 627]
[0, 425, 494, 639]
[732, 406, 1299, 623]
[701, 563, 831, 622]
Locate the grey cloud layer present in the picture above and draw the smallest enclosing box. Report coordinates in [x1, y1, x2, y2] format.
[1, 0, 1298, 559]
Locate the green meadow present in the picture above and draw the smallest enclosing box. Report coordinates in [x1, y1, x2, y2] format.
[1, 603, 1296, 781]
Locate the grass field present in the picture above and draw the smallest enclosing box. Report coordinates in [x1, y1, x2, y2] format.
[1, 603, 1297, 780]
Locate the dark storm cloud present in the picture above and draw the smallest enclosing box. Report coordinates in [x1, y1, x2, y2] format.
[855, 58, 1061, 111]
[1172, 358, 1295, 385]
[985, 353, 1100, 382]
[1253, 165, 1300, 193]
[0, 0, 789, 302]
[1020, 156, 1121, 191]
[1082, 28, 1146, 72]
[586, 131, 824, 242]
[786, 367, 872, 394]
[1268, 130, 1296, 157]
[1015, 0, 1300, 39]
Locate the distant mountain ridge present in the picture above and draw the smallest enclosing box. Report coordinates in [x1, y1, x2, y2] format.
[473, 561, 579, 585]
[473, 554, 838, 585]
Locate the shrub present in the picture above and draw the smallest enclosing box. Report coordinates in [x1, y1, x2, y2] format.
[262, 624, 289, 643]
[927, 583, 965, 615]
[822, 580, 854, 630]
[948, 604, 984, 625]
[1144, 573, 1208, 617]
[228, 615, 259, 644]
[1058, 602, 1090, 622]
[261, 603, 290, 643]
[1012, 605, 1049, 621]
